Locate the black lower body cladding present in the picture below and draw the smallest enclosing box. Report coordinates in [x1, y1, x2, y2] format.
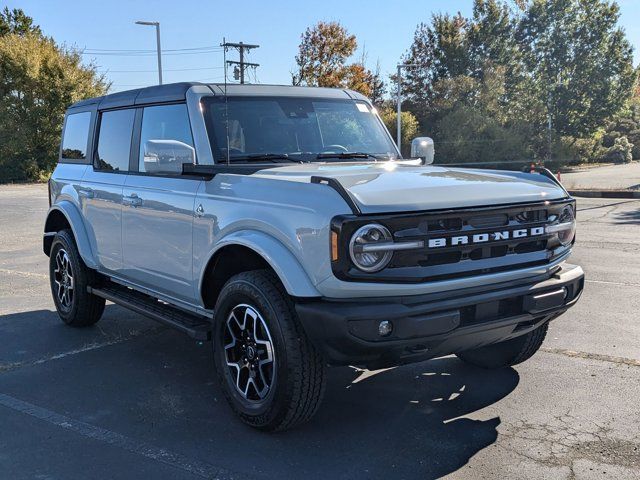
[295, 264, 584, 369]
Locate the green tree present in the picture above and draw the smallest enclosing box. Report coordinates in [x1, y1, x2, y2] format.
[292, 21, 383, 98]
[517, 0, 636, 140]
[0, 7, 41, 37]
[0, 33, 108, 182]
[378, 107, 419, 154]
[399, 0, 636, 165]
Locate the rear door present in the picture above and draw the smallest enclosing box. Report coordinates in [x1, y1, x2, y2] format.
[80, 108, 136, 273]
[121, 103, 201, 303]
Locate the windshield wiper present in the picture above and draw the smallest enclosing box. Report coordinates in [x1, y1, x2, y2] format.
[227, 153, 302, 163]
[316, 152, 379, 160]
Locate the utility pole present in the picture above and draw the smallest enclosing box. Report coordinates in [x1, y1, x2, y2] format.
[396, 64, 418, 149]
[135, 21, 162, 85]
[221, 41, 259, 84]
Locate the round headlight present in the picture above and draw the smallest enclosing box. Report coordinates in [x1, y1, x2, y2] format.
[349, 223, 393, 272]
[547, 205, 576, 246]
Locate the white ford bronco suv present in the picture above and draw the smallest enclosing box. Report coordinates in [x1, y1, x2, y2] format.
[44, 82, 584, 431]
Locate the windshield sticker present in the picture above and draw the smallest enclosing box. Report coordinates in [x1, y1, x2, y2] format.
[356, 103, 370, 113]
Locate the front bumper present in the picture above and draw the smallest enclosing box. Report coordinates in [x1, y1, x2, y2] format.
[295, 263, 584, 369]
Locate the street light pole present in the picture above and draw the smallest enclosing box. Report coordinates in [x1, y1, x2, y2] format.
[135, 21, 162, 85]
[396, 64, 418, 150]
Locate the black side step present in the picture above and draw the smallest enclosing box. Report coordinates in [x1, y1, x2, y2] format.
[88, 284, 212, 341]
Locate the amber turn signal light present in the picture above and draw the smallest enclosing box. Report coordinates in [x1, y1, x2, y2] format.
[331, 231, 339, 261]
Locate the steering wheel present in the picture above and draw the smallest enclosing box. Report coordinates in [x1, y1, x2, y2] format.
[321, 145, 349, 154]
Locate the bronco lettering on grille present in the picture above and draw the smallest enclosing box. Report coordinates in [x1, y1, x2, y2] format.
[427, 226, 545, 249]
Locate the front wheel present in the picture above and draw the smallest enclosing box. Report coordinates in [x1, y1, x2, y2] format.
[456, 323, 548, 369]
[212, 270, 326, 431]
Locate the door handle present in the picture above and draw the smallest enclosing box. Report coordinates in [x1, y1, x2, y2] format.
[195, 204, 204, 217]
[77, 187, 94, 199]
[123, 194, 142, 207]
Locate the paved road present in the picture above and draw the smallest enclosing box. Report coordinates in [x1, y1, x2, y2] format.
[561, 162, 640, 190]
[0, 184, 638, 480]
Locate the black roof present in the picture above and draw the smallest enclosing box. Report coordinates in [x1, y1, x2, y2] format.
[68, 82, 203, 110]
[68, 82, 366, 111]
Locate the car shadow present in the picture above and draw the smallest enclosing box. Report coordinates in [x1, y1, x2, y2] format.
[292, 358, 518, 479]
[614, 207, 640, 225]
[0, 307, 519, 479]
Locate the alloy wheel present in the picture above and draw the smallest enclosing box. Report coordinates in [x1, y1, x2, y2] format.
[53, 249, 74, 311]
[223, 303, 276, 402]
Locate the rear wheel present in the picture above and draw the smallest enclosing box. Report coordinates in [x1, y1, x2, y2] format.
[456, 323, 548, 369]
[49, 229, 105, 327]
[212, 269, 326, 431]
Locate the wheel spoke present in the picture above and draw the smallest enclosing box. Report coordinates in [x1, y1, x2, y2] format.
[224, 303, 276, 402]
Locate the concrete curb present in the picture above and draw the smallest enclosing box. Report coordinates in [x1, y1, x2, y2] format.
[568, 189, 640, 199]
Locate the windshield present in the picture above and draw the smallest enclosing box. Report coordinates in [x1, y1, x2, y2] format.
[202, 96, 399, 163]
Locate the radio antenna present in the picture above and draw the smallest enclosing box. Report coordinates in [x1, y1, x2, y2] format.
[221, 37, 230, 165]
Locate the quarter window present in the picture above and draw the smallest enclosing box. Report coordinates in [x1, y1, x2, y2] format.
[61, 112, 91, 160]
[139, 104, 195, 174]
[95, 109, 135, 172]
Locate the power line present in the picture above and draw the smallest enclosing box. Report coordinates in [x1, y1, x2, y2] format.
[82, 45, 222, 53]
[81, 49, 223, 57]
[100, 66, 225, 73]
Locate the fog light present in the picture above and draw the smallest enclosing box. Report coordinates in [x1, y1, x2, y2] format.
[378, 320, 393, 337]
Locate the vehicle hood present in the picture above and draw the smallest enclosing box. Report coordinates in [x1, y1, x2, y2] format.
[250, 162, 568, 214]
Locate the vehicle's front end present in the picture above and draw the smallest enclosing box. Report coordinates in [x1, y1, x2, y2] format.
[297, 186, 583, 369]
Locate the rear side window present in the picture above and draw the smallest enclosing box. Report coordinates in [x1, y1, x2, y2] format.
[139, 104, 195, 174]
[95, 109, 135, 172]
[61, 112, 91, 160]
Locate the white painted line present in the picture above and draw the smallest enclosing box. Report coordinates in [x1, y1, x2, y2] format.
[585, 279, 640, 288]
[0, 268, 48, 280]
[0, 393, 251, 479]
[0, 327, 165, 373]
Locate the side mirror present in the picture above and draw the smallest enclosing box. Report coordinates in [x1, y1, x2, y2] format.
[143, 139, 195, 174]
[411, 137, 435, 165]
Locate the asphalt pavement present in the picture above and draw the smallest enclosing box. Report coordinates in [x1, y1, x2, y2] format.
[561, 162, 640, 191]
[0, 183, 638, 479]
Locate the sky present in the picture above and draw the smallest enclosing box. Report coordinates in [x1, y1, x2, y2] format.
[6, 0, 640, 93]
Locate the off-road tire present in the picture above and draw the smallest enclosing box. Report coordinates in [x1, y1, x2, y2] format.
[456, 323, 548, 369]
[49, 229, 105, 327]
[212, 269, 326, 431]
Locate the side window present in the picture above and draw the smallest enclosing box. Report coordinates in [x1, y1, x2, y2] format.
[61, 112, 91, 160]
[95, 109, 135, 172]
[139, 104, 195, 174]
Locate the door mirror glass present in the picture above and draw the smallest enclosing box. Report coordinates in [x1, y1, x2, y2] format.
[143, 140, 195, 174]
[411, 137, 435, 164]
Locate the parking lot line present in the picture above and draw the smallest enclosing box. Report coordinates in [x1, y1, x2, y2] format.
[0, 392, 252, 480]
[0, 327, 164, 373]
[0, 268, 48, 280]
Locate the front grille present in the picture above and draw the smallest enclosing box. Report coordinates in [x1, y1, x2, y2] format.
[331, 199, 574, 283]
[391, 207, 549, 269]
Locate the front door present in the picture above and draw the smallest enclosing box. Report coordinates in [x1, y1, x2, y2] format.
[121, 103, 201, 303]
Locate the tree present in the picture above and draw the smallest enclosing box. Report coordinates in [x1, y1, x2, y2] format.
[369, 61, 386, 106]
[517, 0, 636, 139]
[0, 33, 108, 182]
[292, 21, 383, 99]
[0, 7, 41, 37]
[399, 0, 637, 164]
[378, 107, 419, 154]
